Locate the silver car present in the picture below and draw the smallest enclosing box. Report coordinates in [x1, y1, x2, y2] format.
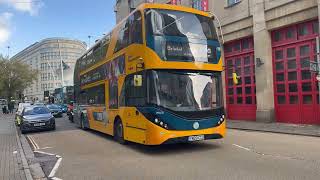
[20, 106, 56, 134]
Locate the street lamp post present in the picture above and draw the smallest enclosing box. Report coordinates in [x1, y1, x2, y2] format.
[6, 46, 10, 59]
[88, 35, 92, 48]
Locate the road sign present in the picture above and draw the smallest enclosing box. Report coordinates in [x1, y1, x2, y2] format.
[309, 61, 319, 72]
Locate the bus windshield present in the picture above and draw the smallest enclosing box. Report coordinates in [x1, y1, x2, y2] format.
[145, 9, 220, 63]
[148, 70, 223, 112]
[146, 9, 217, 40]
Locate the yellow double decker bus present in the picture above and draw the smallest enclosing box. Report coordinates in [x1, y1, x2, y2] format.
[73, 3, 225, 145]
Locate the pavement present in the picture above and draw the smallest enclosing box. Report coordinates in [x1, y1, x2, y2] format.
[25, 115, 320, 180]
[227, 120, 320, 137]
[0, 113, 27, 180]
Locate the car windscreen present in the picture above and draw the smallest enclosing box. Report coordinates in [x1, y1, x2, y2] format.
[23, 107, 50, 115]
[47, 105, 60, 109]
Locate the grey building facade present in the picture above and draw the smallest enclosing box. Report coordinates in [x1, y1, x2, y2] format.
[11, 38, 86, 101]
[115, 0, 320, 125]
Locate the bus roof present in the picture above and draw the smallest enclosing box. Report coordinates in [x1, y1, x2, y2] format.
[137, 3, 210, 17]
[116, 3, 211, 29]
[76, 3, 213, 65]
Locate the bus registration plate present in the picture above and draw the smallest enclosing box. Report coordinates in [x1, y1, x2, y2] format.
[188, 135, 204, 142]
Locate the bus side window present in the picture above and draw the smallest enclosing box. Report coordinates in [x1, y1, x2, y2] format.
[109, 79, 119, 109]
[129, 11, 143, 44]
[115, 19, 130, 52]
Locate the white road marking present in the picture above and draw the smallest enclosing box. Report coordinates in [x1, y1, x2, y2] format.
[34, 150, 63, 179]
[38, 146, 52, 150]
[34, 150, 56, 156]
[29, 136, 40, 149]
[48, 156, 62, 178]
[51, 177, 63, 180]
[233, 144, 251, 151]
[26, 136, 37, 150]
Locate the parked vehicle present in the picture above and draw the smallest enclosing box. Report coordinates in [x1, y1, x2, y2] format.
[59, 104, 68, 113]
[24, 100, 33, 104]
[20, 106, 55, 134]
[46, 104, 63, 118]
[34, 103, 46, 106]
[15, 103, 31, 125]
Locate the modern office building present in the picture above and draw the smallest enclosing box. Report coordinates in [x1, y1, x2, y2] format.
[11, 38, 86, 101]
[115, 0, 320, 125]
[114, 0, 208, 22]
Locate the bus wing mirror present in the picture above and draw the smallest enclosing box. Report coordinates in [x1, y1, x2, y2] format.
[209, 12, 224, 44]
[232, 73, 240, 85]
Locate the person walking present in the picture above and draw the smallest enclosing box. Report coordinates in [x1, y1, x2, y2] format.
[2, 105, 8, 114]
[8, 102, 14, 114]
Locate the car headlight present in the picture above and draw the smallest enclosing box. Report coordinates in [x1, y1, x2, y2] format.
[22, 119, 29, 124]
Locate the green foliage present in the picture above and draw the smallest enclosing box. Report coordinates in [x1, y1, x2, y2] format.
[0, 55, 38, 100]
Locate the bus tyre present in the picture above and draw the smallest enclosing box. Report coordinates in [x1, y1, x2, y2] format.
[114, 120, 126, 144]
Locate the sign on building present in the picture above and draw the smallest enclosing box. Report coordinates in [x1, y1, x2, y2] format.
[192, 0, 208, 11]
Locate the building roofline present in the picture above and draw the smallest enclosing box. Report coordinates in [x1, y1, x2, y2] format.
[11, 37, 87, 61]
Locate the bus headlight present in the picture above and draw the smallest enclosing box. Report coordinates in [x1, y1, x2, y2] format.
[217, 114, 225, 125]
[140, 111, 171, 130]
[153, 117, 169, 130]
[155, 118, 159, 123]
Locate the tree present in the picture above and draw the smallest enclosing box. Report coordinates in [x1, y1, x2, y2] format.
[0, 55, 38, 101]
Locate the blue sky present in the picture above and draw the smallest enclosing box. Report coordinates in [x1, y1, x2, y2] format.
[0, 0, 116, 57]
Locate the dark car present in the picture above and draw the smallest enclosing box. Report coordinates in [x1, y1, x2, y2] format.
[59, 104, 68, 113]
[20, 106, 55, 134]
[46, 104, 63, 118]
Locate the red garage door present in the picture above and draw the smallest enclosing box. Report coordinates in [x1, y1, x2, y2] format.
[225, 37, 257, 121]
[272, 20, 320, 125]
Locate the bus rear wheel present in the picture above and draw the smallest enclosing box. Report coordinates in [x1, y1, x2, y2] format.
[114, 119, 126, 144]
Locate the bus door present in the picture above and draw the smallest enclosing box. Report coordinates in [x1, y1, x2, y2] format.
[120, 72, 147, 144]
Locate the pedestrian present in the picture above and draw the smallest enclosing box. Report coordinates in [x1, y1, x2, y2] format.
[2, 105, 8, 114]
[8, 102, 13, 114]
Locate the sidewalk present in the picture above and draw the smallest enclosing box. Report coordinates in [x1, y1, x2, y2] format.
[0, 114, 27, 180]
[227, 120, 320, 137]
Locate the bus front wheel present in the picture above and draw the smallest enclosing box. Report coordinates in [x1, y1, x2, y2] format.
[114, 119, 126, 144]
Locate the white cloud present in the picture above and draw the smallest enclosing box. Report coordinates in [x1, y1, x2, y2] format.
[0, 12, 13, 46]
[0, 0, 43, 15]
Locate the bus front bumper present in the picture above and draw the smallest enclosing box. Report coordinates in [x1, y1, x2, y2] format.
[145, 121, 226, 145]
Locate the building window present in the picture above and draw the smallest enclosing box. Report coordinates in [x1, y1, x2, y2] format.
[227, 0, 241, 6]
[192, 0, 209, 11]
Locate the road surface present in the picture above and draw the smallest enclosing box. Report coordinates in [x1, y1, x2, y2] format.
[25, 115, 320, 180]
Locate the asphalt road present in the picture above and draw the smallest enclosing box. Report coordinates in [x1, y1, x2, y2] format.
[25, 115, 320, 180]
